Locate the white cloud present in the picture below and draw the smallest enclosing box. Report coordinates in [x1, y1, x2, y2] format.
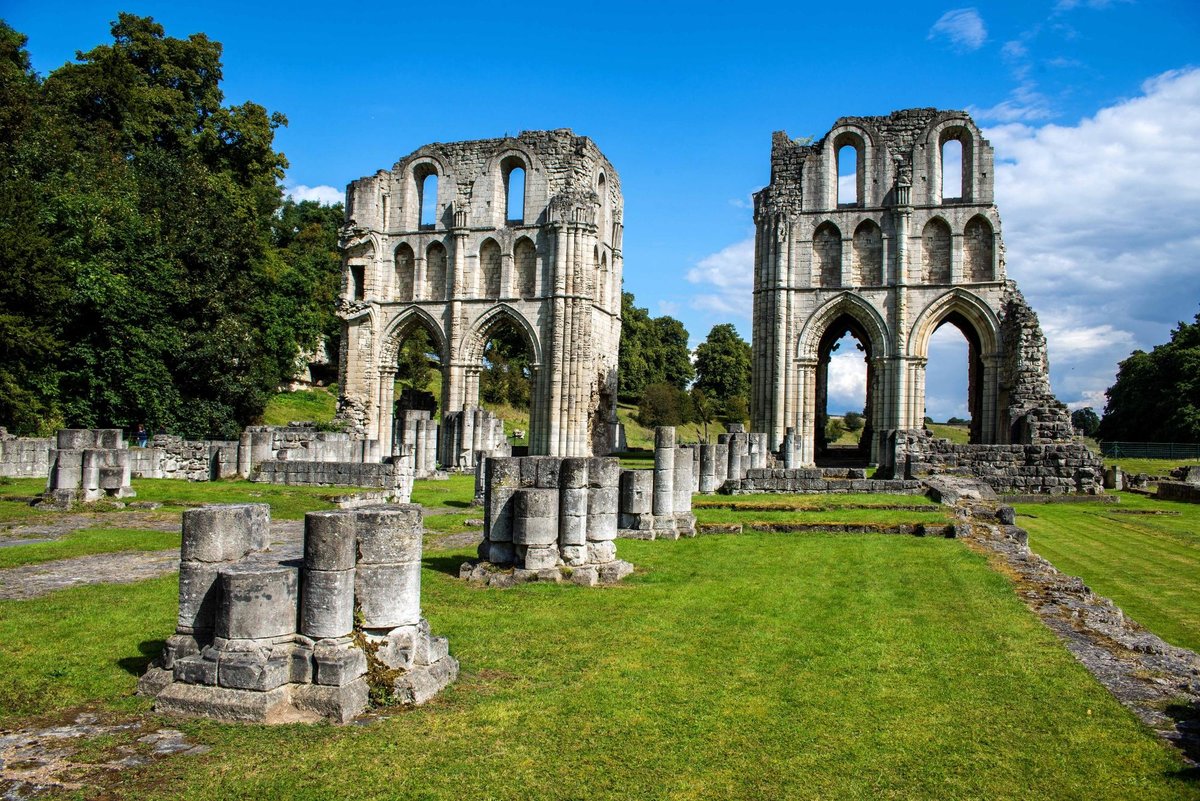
[990, 67, 1200, 410]
[685, 236, 755, 319]
[928, 8, 988, 52]
[826, 352, 867, 413]
[285, 183, 344, 205]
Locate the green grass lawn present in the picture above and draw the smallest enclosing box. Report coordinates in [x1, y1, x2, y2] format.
[261, 387, 338, 426]
[617, 402, 728, 449]
[127, 479, 377, 520]
[1017, 491, 1200, 652]
[1106, 457, 1200, 477]
[928, 423, 971, 444]
[0, 533, 1192, 799]
[0, 527, 180, 569]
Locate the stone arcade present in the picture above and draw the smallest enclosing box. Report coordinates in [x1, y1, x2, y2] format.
[337, 129, 624, 460]
[750, 108, 1075, 469]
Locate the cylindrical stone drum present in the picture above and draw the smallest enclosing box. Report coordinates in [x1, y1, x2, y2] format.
[486, 458, 522, 543]
[304, 510, 357, 572]
[355, 563, 421, 628]
[653, 428, 676, 517]
[620, 469, 653, 516]
[561, 457, 589, 489]
[177, 561, 223, 632]
[699, 445, 718, 494]
[673, 447, 693, 513]
[217, 562, 299, 640]
[587, 457, 620, 489]
[560, 487, 589, 546]
[355, 506, 423, 565]
[301, 567, 355, 640]
[512, 488, 560, 546]
[181, 505, 258, 563]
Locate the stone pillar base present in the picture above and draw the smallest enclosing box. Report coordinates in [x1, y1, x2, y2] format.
[457, 559, 634, 588]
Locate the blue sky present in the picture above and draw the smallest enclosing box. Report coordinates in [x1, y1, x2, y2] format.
[7, 1, 1200, 421]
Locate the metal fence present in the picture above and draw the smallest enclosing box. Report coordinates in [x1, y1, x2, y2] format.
[1099, 441, 1200, 460]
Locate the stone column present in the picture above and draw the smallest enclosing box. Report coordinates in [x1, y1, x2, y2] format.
[559, 458, 589, 566]
[672, 446, 692, 513]
[301, 511, 357, 641]
[652, 427, 675, 517]
[618, 469, 652, 531]
[586, 457, 619, 558]
[354, 507, 423, 631]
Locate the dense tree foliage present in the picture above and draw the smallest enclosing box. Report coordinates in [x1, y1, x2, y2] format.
[1098, 313, 1200, 442]
[1071, 407, 1100, 438]
[618, 292, 694, 403]
[0, 16, 342, 438]
[480, 323, 532, 409]
[694, 324, 751, 424]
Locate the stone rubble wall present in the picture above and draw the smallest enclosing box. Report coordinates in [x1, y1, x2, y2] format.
[721, 468, 925, 495]
[890, 429, 1103, 495]
[467, 454, 633, 586]
[42, 429, 135, 505]
[137, 504, 457, 724]
[1154, 481, 1200, 504]
[0, 430, 52, 478]
[998, 284, 1075, 444]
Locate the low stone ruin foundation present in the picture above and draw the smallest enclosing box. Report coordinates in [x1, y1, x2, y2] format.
[138, 503, 457, 724]
[462, 455, 634, 587]
[40, 429, 134, 507]
[616, 427, 698, 539]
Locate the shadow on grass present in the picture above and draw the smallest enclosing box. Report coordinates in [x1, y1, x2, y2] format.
[423, 554, 468, 578]
[443, 500, 474, 509]
[118, 639, 166, 677]
[1164, 701, 1200, 775]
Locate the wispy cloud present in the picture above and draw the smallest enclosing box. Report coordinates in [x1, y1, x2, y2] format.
[284, 183, 344, 205]
[928, 8, 988, 52]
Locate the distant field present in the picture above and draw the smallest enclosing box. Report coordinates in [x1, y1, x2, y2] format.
[261, 387, 337, 426]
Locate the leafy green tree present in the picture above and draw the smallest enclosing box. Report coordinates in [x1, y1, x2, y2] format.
[395, 327, 437, 397]
[0, 15, 340, 439]
[638, 383, 687, 428]
[843, 411, 864, 432]
[825, 417, 846, 443]
[618, 292, 694, 402]
[690, 386, 714, 442]
[1099, 313, 1200, 442]
[480, 322, 531, 408]
[1071, 407, 1100, 438]
[694, 324, 751, 423]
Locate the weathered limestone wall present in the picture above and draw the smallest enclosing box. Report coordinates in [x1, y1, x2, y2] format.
[889, 429, 1103, 494]
[337, 129, 623, 459]
[997, 286, 1074, 443]
[1155, 481, 1200, 504]
[251, 455, 414, 502]
[138, 504, 457, 723]
[441, 408, 510, 472]
[394, 410, 440, 478]
[0, 430, 52, 478]
[465, 454, 633, 586]
[42, 429, 134, 506]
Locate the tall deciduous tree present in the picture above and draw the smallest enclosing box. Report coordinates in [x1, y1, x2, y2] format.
[694, 324, 751, 422]
[1098, 313, 1200, 443]
[0, 16, 341, 438]
[618, 291, 694, 402]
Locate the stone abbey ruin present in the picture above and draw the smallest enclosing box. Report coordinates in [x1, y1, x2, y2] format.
[336, 129, 624, 461]
[2, 108, 1135, 727]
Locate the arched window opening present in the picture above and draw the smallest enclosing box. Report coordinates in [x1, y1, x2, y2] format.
[963, 216, 994, 282]
[941, 138, 964, 202]
[837, 145, 858, 206]
[922, 218, 951, 283]
[851, 221, 883, 286]
[513, 237, 536, 297]
[419, 172, 439, 228]
[394, 244, 415, 302]
[349, 264, 365, 301]
[392, 320, 444, 455]
[425, 242, 447, 301]
[814, 222, 842, 288]
[506, 167, 525, 224]
[478, 316, 535, 447]
[815, 315, 874, 466]
[597, 173, 608, 240]
[925, 314, 984, 444]
[480, 239, 502, 299]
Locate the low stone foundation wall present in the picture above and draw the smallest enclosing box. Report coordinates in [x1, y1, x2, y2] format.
[137, 504, 457, 723]
[1154, 481, 1200, 504]
[615, 427, 697, 539]
[0, 431, 52, 478]
[888, 429, 1103, 495]
[721, 468, 925, 495]
[42, 429, 135, 506]
[251, 458, 413, 503]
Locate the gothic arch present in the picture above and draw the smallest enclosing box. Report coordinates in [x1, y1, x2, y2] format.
[908, 289, 1000, 358]
[798, 292, 890, 360]
[379, 305, 448, 367]
[459, 303, 543, 367]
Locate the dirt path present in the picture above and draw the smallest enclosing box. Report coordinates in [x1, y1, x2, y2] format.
[0, 521, 304, 601]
